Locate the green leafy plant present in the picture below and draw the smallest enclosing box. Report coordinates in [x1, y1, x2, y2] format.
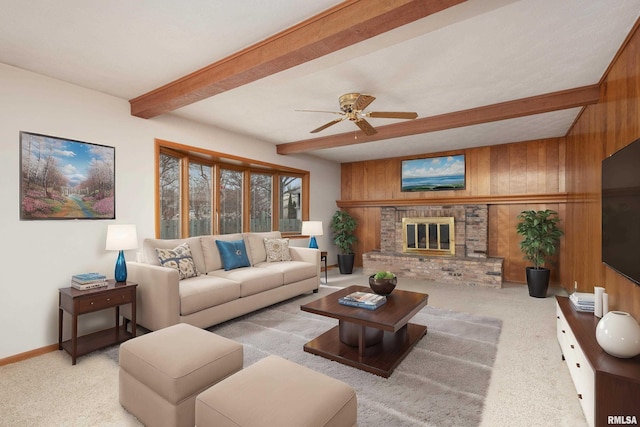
[374, 271, 396, 280]
[516, 209, 564, 269]
[330, 210, 358, 254]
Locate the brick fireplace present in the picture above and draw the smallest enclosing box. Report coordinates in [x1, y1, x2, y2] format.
[363, 205, 503, 287]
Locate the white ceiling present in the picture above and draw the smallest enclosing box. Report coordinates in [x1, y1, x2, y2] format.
[1, 0, 639, 163]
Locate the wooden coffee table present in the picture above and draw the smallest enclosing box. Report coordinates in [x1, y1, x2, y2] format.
[300, 285, 429, 377]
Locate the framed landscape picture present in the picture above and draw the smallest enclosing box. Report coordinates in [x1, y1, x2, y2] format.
[401, 154, 465, 192]
[20, 131, 115, 220]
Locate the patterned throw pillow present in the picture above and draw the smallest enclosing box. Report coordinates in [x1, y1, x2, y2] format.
[156, 243, 199, 280]
[216, 239, 251, 271]
[264, 238, 292, 262]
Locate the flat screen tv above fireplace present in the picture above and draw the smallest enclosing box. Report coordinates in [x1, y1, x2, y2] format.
[602, 137, 640, 286]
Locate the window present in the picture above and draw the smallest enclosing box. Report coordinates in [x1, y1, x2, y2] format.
[220, 168, 243, 234]
[189, 162, 212, 236]
[250, 172, 272, 232]
[279, 175, 302, 233]
[159, 153, 180, 239]
[155, 140, 308, 238]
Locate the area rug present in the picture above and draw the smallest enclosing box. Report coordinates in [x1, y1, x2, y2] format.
[209, 286, 502, 427]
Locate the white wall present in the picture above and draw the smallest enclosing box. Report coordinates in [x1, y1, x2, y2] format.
[0, 63, 341, 359]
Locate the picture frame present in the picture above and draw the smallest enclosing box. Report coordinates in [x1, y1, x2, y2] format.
[401, 154, 465, 192]
[20, 131, 115, 220]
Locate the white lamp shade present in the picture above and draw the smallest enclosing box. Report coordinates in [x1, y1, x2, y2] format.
[301, 221, 323, 236]
[105, 224, 138, 251]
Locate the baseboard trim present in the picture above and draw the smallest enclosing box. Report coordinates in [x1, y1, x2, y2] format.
[0, 343, 58, 366]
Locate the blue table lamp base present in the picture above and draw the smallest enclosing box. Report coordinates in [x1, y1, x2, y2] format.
[309, 236, 318, 249]
[114, 250, 127, 282]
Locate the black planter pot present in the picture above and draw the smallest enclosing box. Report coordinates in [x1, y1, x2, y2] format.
[526, 267, 551, 298]
[337, 253, 355, 274]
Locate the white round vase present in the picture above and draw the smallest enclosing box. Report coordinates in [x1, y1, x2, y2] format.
[595, 311, 640, 358]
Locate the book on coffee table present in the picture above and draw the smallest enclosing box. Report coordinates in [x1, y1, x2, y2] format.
[338, 291, 387, 310]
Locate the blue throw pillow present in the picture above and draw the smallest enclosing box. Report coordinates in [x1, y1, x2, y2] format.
[216, 239, 251, 271]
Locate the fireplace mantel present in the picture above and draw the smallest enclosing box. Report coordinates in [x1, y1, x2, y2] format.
[336, 192, 568, 208]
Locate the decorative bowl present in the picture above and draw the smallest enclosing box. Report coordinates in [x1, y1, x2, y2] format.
[369, 274, 397, 295]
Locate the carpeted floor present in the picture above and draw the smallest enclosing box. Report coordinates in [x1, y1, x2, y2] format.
[209, 287, 502, 427]
[0, 269, 588, 426]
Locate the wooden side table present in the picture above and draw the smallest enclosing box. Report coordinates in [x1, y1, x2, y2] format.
[321, 251, 328, 283]
[58, 280, 137, 365]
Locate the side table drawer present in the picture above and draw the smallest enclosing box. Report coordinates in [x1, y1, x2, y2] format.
[77, 288, 133, 314]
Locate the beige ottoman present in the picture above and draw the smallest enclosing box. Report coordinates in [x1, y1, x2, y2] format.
[119, 323, 243, 427]
[196, 355, 357, 427]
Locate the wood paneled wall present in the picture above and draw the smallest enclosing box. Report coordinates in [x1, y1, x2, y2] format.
[564, 22, 640, 317]
[341, 139, 565, 201]
[339, 22, 640, 320]
[340, 138, 567, 284]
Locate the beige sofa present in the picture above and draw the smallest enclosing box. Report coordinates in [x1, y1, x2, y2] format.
[122, 231, 320, 331]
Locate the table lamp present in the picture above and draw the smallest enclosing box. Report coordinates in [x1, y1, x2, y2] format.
[105, 224, 138, 282]
[301, 221, 323, 249]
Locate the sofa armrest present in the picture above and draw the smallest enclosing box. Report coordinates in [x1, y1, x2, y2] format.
[122, 261, 181, 331]
[289, 247, 321, 279]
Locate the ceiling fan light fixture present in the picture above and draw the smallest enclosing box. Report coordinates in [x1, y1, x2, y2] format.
[299, 92, 418, 135]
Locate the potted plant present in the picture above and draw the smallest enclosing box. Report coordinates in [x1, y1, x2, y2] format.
[369, 271, 397, 295]
[330, 209, 358, 274]
[516, 209, 564, 298]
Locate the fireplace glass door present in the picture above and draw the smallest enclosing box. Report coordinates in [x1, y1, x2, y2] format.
[403, 217, 455, 255]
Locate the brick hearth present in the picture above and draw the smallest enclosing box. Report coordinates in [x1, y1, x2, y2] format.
[363, 205, 503, 288]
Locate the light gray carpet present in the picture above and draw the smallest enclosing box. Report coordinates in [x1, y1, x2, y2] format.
[209, 287, 502, 427]
[2, 270, 588, 426]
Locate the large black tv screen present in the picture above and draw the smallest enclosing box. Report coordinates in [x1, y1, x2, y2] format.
[602, 137, 640, 285]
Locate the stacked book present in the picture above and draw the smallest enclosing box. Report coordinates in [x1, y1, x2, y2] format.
[569, 292, 595, 312]
[72, 273, 108, 290]
[338, 291, 387, 310]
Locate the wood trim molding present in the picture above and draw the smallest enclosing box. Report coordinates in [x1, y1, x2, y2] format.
[277, 86, 600, 154]
[0, 344, 57, 366]
[155, 138, 308, 174]
[130, 0, 465, 119]
[336, 193, 569, 208]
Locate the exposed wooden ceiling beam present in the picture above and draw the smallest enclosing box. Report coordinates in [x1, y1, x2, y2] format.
[276, 85, 601, 155]
[129, 0, 466, 119]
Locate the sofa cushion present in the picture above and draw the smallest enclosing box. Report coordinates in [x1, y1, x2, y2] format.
[156, 243, 199, 280]
[179, 275, 241, 316]
[256, 261, 317, 285]
[243, 231, 281, 265]
[208, 268, 282, 297]
[264, 238, 292, 262]
[216, 239, 251, 271]
[143, 237, 206, 273]
[200, 234, 243, 272]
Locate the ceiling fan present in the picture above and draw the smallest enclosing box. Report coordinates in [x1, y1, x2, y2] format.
[297, 93, 418, 136]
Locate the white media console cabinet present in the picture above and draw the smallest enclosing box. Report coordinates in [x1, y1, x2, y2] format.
[556, 296, 640, 427]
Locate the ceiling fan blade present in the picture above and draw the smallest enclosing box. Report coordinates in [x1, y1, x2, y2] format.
[296, 109, 344, 116]
[310, 117, 344, 133]
[366, 111, 418, 119]
[355, 118, 377, 136]
[353, 94, 376, 111]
